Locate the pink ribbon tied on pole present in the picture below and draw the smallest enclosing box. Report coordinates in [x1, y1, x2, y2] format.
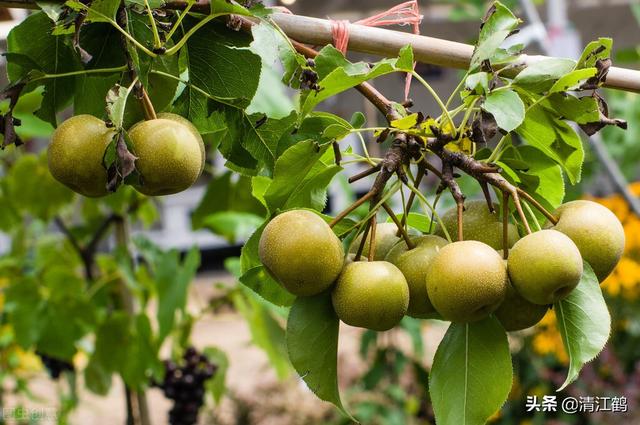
[330, 1, 424, 101]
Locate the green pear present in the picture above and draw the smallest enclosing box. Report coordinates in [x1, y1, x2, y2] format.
[547, 200, 625, 282]
[425, 240, 508, 323]
[494, 279, 549, 331]
[436, 199, 519, 250]
[259, 210, 344, 296]
[156, 112, 206, 176]
[385, 235, 448, 318]
[332, 261, 409, 331]
[129, 117, 204, 196]
[48, 115, 116, 197]
[349, 223, 404, 260]
[507, 229, 583, 305]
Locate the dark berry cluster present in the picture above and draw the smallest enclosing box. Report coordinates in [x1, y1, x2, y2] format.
[37, 352, 74, 379]
[155, 347, 217, 425]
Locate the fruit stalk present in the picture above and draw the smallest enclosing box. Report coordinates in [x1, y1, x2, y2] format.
[382, 202, 415, 249]
[516, 188, 559, 225]
[117, 4, 157, 121]
[368, 215, 378, 261]
[396, 161, 425, 237]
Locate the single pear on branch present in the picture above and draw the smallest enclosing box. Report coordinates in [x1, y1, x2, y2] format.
[546, 200, 625, 282]
[385, 235, 448, 318]
[507, 229, 583, 305]
[129, 115, 204, 196]
[48, 114, 116, 198]
[259, 209, 345, 297]
[425, 240, 508, 323]
[494, 281, 550, 331]
[332, 260, 409, 331]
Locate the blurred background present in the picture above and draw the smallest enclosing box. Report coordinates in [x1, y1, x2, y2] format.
[1, 0, 640, 424]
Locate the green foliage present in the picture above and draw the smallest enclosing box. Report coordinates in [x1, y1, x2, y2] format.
[0, 0, 631, 423]
[555, 263, 611, 391]
[287, 293, 350, 418]
[430, 317, 513, 425]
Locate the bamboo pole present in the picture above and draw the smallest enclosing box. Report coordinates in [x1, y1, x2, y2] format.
[270, 13, 640, 94]
[0, 0, 639, 93]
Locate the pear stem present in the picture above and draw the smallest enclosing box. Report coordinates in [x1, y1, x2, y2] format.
[397, 162, 425, 237]
[503, 193, 510, 260]
[354, 220, 371, 261]
[456, 202, 464, 242]
[511, 189, 532, 235]
[330, 190, 375, 228]
[140, 87, 157, 121]
[348, 163, 382, 184]
[382, 202, 415, 249]
[516, 188, 559, 225]
[368, 215, 378, 262]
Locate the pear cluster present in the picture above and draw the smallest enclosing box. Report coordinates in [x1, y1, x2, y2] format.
[47, 113, 205, 197]
[258, 198, 624, 332]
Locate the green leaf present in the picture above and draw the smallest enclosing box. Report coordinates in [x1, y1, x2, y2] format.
[482, 89, 525, 132]
[392, 212, 432, 233]
[204, 347, 229, 404]
[85, 355, 112, 395]
[515, 145, 564, 209]
[465, 72, 489, 94]
[548, 68, 597, 93]
[233, 290, 290, 378]
[512, 58, 576, 93]
[516, 104, 584, 184]
[470, 2, 521, 70]
[263, 140, 329, 213]
[239, 266, 296, 307]
[202, 212, 264, 244]
[284, 163, 341, 211]
[184, 19, 261, 108]
[430, 316, 513, 425]
[248, 22, 296, 118]
[555, 262, 611, 391]
[300, 45, 413, 116]
[576, 38, 613, 69]
[209, 0, 253, 16]
[287, 293, 350, 417]
[5, 153, 73, 221]
[134, 239, 200, 343]
[544, 93, 600, 125]
[86, 0, 120, 23]
[7, 12, 81, 126]
[191, 172, 265, 229]
[106, 84, 133, 130]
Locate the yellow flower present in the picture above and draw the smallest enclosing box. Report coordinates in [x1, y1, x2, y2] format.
[532, 310, 569, 364]
[591, 187, 640, 300]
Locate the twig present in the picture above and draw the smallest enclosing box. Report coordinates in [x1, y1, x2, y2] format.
[354, 220, 371, 261]
[332, 142, 342, 166]
[382, 202, 415, 249]
[348, 163, 382, 184]
[330, 190, 375, 228]
[397, 162, 425, 236]
[440, 162, 465, 241]
[479, 180, 495, 213]
[516, 188, 558, 225]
